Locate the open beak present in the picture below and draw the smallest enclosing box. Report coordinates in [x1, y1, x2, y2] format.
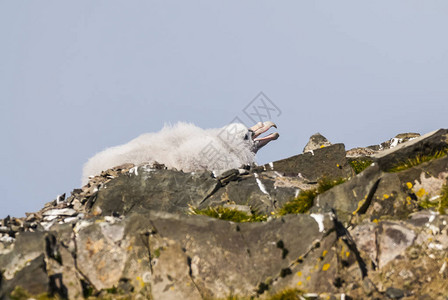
[250, 121, 277, 138]
[250, 121, 279, 152]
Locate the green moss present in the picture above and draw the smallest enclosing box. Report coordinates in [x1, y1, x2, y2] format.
[208, 288, 304, 300]
[105, 286, 118, 294]
[10, 287, 57, 300]
[317, 177, 346, 194]
[278, 177, 346, 216]
[193, 178, 347, 219]
[417, 184, 448, 214]
[278, 189, 317, 215]
[269, 288, 303, 300]
[153, 247, 161, 258]
[438, 184, 448, 214]
[348, 158, 373, 174]
[190, 206, 268, 222]
[387, 149, 448, 173]
[418, 197, 439, 210]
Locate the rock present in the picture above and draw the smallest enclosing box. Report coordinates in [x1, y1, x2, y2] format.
[377, 222, 416, 268]
[266, 144, 354, 181]
[365, 154, 448, 220]
[312, 163, 382, 224]
[91, 167, 220, 216]
[385, 287, 405, 299]
[0, 254, 49, 298]
[42, 208, 77, 217]
[141, 212, 336, 298]
[0, 232, 49, 298]
[149, 242, 203, 300]
[75, 218, 129, 290]
[303, 133, 332, 153]
[201, 172, 297, 214]
[373, 129, 448, 171]
[2, 128, 448, 299]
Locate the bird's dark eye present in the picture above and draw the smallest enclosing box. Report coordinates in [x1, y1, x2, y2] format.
[244, 129, 254, 140]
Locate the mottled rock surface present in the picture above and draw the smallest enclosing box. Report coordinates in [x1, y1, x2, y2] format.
[1, 128, 448, 299]
[303, 133, 332, 153]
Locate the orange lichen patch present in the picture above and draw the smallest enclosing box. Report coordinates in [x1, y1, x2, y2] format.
[322, 263, 330, 271]
[383, 194, 390, 199]
[322, 250, 328, 257]
[346, 251, 350, 258]
[406, 182, 413, 190]
[372, 219, 379, 223]
[85, 237, 104, 257]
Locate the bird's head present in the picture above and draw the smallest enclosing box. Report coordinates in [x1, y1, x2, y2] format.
[246, 121, 279, 153]
[220, 121, 279, 154]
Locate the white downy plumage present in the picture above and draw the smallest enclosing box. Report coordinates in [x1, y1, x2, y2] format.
[82, 122, 279, 185]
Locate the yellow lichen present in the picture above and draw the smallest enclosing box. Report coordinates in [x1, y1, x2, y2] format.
[416, 188, 427, 198]
[136, 276, 145, 288]
[352, 198, 366, 215]
[322, 264, 330, 271]
[406, 182, 413, 189]
[406, 198, 411, 205]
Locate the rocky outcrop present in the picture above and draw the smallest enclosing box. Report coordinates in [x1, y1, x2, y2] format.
[1, 129, 448, 299]
[302, 133, 332, 153]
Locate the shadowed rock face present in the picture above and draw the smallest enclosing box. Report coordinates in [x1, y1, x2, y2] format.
[1, 128, 448, 299]
[264, 143, 354, 181]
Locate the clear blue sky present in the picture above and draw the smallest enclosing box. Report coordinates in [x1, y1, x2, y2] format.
[1, 1, 447, 218]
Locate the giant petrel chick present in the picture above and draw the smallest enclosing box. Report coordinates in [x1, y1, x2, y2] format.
[82, 121, 279, 185]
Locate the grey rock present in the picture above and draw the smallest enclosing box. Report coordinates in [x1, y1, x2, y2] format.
[0, 254, 49, 298]
[91, 167, 219, 216]
[377, 222, 416, 268]
[373, 129, 448, 171]
[0, 232, 49, 297]
[3, 128, 448, 299]
[365, 154, 448, 220]
[42, 208, 77, 217]
[266, 143, 354, 181]
[140, 211, 335, 298]
[312, 163, 382, 224]
[303, 133, 332, 153]
[385, 287, 405, 299]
